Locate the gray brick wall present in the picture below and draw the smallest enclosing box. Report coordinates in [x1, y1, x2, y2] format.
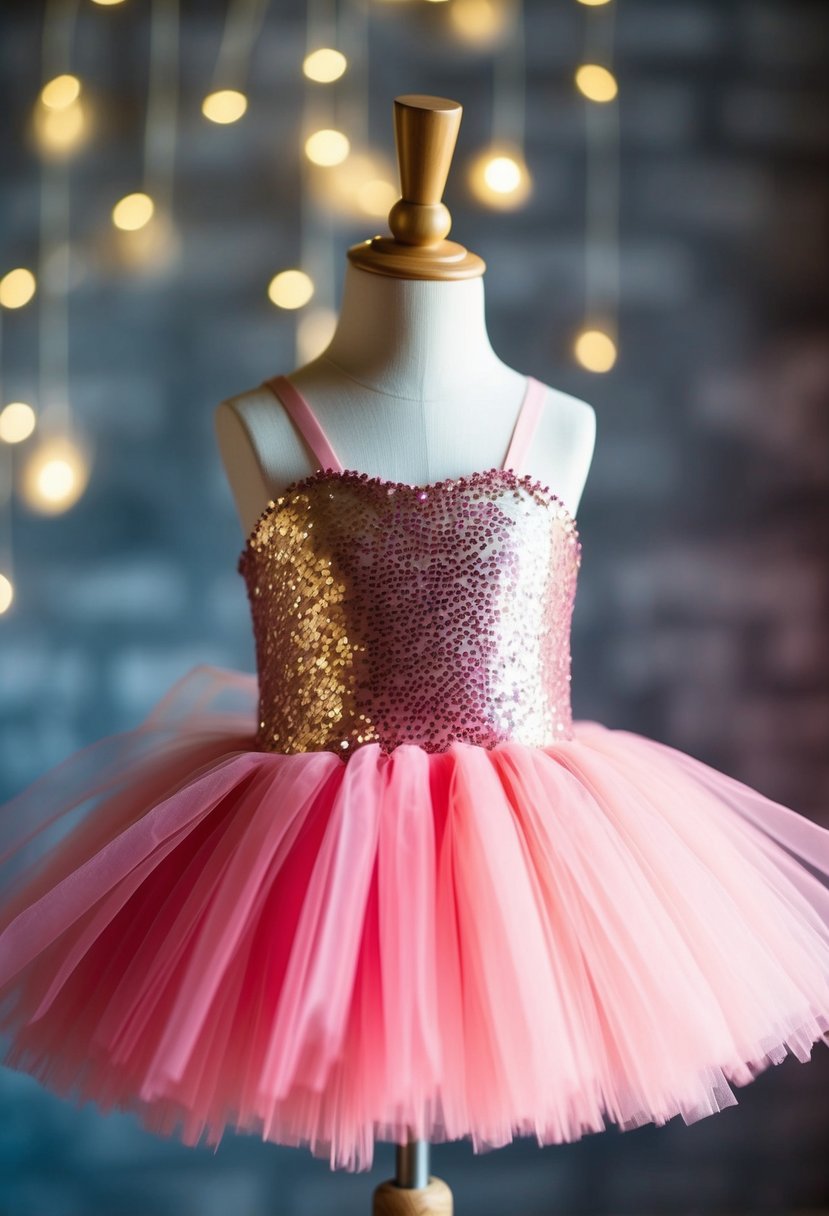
[1, 1, 828, 1213]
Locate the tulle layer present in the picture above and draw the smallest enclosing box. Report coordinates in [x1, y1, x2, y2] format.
[0, 663, 827, 1171]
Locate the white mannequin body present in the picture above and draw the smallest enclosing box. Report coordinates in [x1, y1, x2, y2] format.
[215, 263, 597, 537]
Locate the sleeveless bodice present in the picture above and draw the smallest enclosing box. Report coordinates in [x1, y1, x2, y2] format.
[236, 377, 582, 758]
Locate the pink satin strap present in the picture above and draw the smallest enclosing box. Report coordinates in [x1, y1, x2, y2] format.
[502, 376, 547, 473]
[263, 375, 345, 473]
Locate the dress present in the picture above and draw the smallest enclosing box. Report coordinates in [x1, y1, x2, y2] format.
[0, 373, 828, 1173]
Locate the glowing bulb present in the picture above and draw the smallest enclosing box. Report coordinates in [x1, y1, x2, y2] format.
[303, 48, 347, 83]
[33, 97, 88, 155]
[0, 573, 13, 615]
[575, 64, 618, 102]
[112, 192, 155, 231]
[468, 148, 532, 209]
[202, 89, 248, 124]
[90, 0, 127, 5]
[574, 329, 617, 372]
[0, 402, 37, 444]
[40, 74, 81, 111]
[268, 270, 314, 310]
[449, 0, 510, 46]
[297, 307, 338, 362]
[576, 0, 612, 5]
[21, 438, 89, 513]
[0, 268, 37, 309]
[304, 128, 350, 167]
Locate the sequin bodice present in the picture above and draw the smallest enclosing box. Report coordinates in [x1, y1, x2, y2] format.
[237, 467, 581, 757]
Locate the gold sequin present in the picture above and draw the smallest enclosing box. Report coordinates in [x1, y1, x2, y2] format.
[237, 467, 581, 758]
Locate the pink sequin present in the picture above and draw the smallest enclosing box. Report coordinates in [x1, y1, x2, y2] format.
[238, 467, 581, 757]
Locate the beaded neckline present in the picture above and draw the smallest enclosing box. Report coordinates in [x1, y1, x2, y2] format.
[238, 465, 579, 568]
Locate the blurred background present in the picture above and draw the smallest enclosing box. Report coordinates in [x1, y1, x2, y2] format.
[1, 0, 828, 1213]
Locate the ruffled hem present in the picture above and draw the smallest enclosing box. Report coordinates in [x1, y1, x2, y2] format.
[0, 663, 827, 1171]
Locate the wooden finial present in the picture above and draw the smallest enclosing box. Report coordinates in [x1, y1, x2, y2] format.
[348, 94, 485, 281]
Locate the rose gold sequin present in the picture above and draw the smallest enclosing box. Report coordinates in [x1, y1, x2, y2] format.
[237, 467, 581, 758]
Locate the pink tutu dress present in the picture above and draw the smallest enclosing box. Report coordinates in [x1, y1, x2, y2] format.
[0, 374, 827, 1172]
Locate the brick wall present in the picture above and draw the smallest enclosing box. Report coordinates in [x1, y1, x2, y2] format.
[0, 1, 827, 1213]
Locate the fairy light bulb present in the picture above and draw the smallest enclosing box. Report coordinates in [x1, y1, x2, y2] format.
[0, 573, 13, 616]
[574, 329, 617, 373]
[575, 64, 618, 102]
[112, 192, 155, 231]
[33, 97, 88, 155]
[302, 48, 347, 83]
[202, 90, 248, 124]
[90, 0, 127, 5]
[576, 0, 613, 5]
[304, 128, 350, 167]
[468, 148, 532, 209]
[0, 268, 37, 309]
[449, 0, 510, 47]
[40, 74, 81, 110]
[21, 438, 89, 513]
[268, 270, 314, 310]
[0, 402, 37, 444]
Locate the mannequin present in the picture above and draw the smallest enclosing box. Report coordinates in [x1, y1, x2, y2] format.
[215, 96, 596, 541]
[214, 95, 597, 1216]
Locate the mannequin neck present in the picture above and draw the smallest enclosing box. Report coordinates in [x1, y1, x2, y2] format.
[317, 262, 506, 400]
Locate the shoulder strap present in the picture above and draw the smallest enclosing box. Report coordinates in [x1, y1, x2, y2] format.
[502, 376, 547, 472]
[262, 375, 344, 473]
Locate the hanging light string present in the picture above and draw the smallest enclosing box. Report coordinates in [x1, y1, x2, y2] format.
[38, 0, 80, 442]
[202, 0, 269, 124]
[576, 0, 619, 372]
[468, 0, 532, 211]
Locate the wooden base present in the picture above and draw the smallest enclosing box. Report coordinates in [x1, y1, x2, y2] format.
[348, 237, 485, 282]
[373, 1176, 453, 1215]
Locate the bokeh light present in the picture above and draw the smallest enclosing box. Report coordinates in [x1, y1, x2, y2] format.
[202, 89, 248, 124]
[268, 270, 315, 310]
[112, 192, 155, 231]
[575, 64, 618, 102]
[468, 148, 532, 209]
[40, 74, 81, 110]
[0, 268, 37, 309]
[574, 328, 617, 372]
[449, 0, 511, 47]
[302, 48, 348, 84]
[304, 128, 350, 167]
[0, 402, 37, 444]
[20, 437, 90, 514]
[32, 96, 88, 155]
[0, 573, 13, 616]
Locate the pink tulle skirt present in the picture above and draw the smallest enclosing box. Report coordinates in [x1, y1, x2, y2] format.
[0, 664, 827, 1171]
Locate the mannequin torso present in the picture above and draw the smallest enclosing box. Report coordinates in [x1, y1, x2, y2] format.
[216, 264, 596, 537]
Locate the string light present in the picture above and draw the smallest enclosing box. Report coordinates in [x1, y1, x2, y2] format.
[112, 192, 155, 231]
[20, 437, 89, 514]
[32, 95, 88, 156]
[303, 48, 347, 83]
[268, 270, 315, 310]
[202, 89, 248, 124]
[304, 128, 350, 166]
[90, 0, 127, 5]
[0, 269, 37, 310]
[468, 146, 532, 209]
[449, 0, 511, 47]
[0, 573, 13, 616]
[576, 0, 612, 5]
[0, 403, 37, 444]
[575, 63, 618, 102]
[40, 73, 81, 110]
[574, 328, 617, 372]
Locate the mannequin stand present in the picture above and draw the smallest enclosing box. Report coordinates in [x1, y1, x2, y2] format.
[372, 1138, 453, 1215]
